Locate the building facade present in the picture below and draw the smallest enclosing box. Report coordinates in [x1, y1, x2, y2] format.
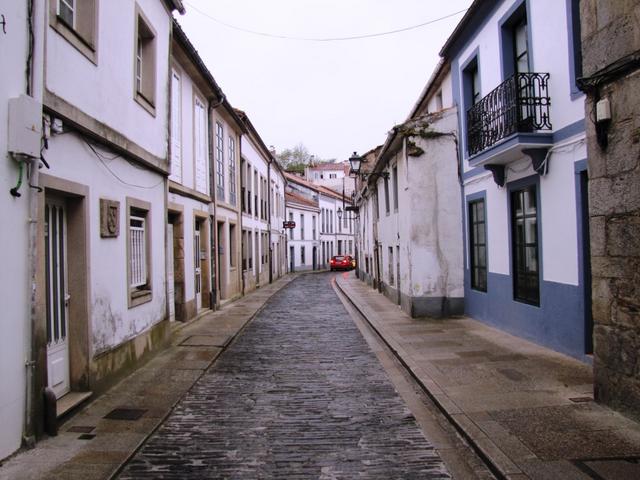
[442, 0, 589, 359]
[237, 110, 271, 293]
[285, 191, 320, 272]
[579, 0, 640, 416]
[212, 103, 245, 304]
[269, 158, 288, 281]
[356, 61, 464, 318]
[168, 22, 218, 322]
[304, 162, 354, 197]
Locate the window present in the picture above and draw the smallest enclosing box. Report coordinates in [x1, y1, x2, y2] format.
[242, 230, 247, 271]
[300, 214, 305, 240]
[50, 0, 97, 61]
[435, 90, 443, 111]
[511, 184, 539, 305]
[229, 137, 236, 205]
[247, 164, 252, 214]
[229, 224, 237, 267]
[127, 198, 151, 307]
[170, 69, 182, 183]
[301, 246, 306, 265]
[392, 165, 399, 212]
[194, 97, 208, 194]
[500, 2, 529, 78]
[312, 215, 317, 240]
[374, 192, 380, 221]
[254, 171, 258, 217]
[216, 122, 224, 200]
[338, 240, 342, 255]
[384, 176, 390, 214]
[469, 199, 487, 292]
[58, 0, 74, 27]
[135, 11, 157, 111]
[248, 229, 253, 269]
[388, 247, 394, 286]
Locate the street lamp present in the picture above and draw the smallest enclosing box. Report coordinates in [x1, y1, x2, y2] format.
[348, 151, 389, 181]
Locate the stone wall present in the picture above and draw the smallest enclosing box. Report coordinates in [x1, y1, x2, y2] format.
[580, 0, 640, 418]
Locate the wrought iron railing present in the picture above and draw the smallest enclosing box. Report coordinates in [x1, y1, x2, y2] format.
[466, 72, 552, 156]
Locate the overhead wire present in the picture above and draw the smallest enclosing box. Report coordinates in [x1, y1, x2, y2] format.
[183, 2, 468, 42]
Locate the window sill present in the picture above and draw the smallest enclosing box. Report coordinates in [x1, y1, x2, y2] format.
[135, 92, 156, 117]
[129, 289, 152, 308]
[50, 15, 97, 65]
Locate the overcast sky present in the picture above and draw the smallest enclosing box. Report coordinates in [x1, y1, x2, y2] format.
[177, 0, 473, 161]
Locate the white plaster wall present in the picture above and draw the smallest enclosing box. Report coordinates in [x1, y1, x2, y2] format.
[45, 0, 172, 160]
[0, 0, 41, 461]
[425, 71, 453, 113]
[45, 133, 166, 354]
[286, 203, 319, 270]
[270, 169, 287, 278]
[407, 109, 464, 299]
[456, 0, 585, 172]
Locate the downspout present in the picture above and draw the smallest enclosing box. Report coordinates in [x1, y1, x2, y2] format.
[267, 160, 273, 284]
[24, 0, 39, 447]
[207, 94, 225, 307]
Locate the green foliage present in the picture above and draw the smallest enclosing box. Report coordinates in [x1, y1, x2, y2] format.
[275, 143, 335, 170]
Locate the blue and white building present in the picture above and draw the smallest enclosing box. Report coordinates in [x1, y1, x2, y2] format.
[443, 0, 589, 359]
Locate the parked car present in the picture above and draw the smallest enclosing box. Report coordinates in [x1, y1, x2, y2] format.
[330, 255, 355, 271]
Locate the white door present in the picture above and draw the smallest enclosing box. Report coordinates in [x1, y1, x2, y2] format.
[45, 197, 70, 399]
[194, 222, 202, 310]
[167, 223, 175, 322]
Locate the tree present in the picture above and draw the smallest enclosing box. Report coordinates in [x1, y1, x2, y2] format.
[275, 143, 335, 173]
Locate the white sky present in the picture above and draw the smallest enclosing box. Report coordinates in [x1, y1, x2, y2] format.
[177, 0, 473, 161]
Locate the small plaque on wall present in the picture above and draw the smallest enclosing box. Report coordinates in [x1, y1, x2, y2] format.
[100, 199, 120, 238]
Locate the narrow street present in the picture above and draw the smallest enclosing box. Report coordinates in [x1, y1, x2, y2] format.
[117, 273, 452, 479]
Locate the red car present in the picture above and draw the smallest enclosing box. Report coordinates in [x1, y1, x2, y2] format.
[330, 255, 355, 271]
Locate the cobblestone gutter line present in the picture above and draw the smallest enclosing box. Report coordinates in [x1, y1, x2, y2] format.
[334, 276, 509, 480]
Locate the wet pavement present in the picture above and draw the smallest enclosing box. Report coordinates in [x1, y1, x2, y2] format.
[117, 273, 450, 479]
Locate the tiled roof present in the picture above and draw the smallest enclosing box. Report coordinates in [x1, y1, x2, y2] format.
[285, 191, 318, 209]
[307, 162, 350, 172]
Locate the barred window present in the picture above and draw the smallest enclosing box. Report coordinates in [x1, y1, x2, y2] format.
[129, 215, 147, 288]
[127, 199, 152, 308]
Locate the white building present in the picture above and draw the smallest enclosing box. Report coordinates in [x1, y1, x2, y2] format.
[0, 0, 45, 460]
[285, 191, 320, 272]
[269, 157, 288, 281]
[0, 0, 185, 459]
[356, 60, 464, 317]
[167, 21, 218, 322]
[443, 0, 589, 359]
[237, 110, 271, 293]
[305, 162, 354, 197]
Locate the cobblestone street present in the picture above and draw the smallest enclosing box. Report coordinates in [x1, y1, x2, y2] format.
[118, 273, 450, 479]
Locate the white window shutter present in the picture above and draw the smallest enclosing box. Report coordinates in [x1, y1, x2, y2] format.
[194, 98, 208, 194]
[170, 70, 182, 183]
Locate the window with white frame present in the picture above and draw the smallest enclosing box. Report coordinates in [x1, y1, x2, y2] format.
[50, 0, 97, 60]
[229, 136, 237, 205]
[135, 11, 156, 110]
[127, 198, 151, 307]
[216, 122, 225, 200]
[194, 97, 208, 194]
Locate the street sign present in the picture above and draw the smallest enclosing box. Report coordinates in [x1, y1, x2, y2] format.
[283, 221, 296, 229]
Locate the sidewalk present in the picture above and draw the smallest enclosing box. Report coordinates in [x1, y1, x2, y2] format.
[336, 273, 640, 480]
[0, 275, 296, 480]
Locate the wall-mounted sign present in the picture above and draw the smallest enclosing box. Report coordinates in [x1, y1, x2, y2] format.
[283, 221, 296, 229]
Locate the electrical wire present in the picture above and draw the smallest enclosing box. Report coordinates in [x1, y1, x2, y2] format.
[183, 2, 468, 42]
[84, 140, 165, 189]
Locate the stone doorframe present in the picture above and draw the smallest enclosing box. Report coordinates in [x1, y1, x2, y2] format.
[168, 203, 186, 321]
[34, 174, 91, 432]
[193, 211, 211, 310]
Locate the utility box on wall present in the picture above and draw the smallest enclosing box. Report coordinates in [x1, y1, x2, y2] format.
[8, 94, 42, 159]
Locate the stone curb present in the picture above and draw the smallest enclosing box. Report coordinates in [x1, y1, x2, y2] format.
[107, 274, 298, 480]
[334, 275, 515, 480]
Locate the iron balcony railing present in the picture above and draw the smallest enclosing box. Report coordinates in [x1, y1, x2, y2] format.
[466, 72, 552, 156]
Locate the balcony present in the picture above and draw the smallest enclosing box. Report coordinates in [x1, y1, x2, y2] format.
[466, 72, 552, 158]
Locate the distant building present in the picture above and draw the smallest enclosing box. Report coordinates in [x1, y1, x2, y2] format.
[305, 162, 354, 197]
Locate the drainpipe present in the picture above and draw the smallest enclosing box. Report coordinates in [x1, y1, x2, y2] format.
[267, 160, 273, 284]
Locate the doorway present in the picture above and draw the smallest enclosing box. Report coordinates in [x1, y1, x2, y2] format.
[290, 245, 295, 272]
[579, 170, 593, 354]
[45, 196, 70, 399]
[194, 220, 202, 311]
[312, 246, 317, 270]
